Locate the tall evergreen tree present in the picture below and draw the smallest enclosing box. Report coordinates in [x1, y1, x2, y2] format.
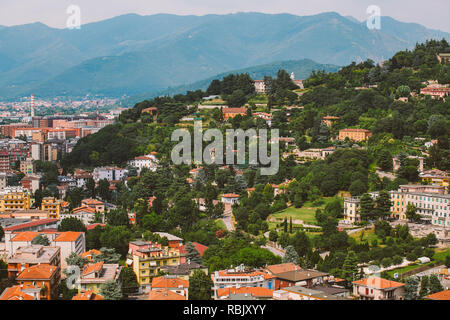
[99, 280, 122, 300]
[31, 234, 50, 246]
[185, 242, 202, 264]
[341, 250, 359, 284]
[189, 270, 213, 300]
[375, 191, 392, 219]
[404, 276, 419, 300]
[282, 245, 300, 265]
[419, 275, 429, 298]
[378, 150, 393, 171]
[428, 274, 444, 295]
[289, 217, 293, 234]
[359, 193, 375, 221]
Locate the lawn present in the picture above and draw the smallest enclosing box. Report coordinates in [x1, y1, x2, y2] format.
[385, 248, 449, 278]
[433, 248, 450, 262]
[268, 197, 334, 226]
[215, 219, 227, 231]
[269, 206, 317, 225]
[349, 227, 379, 244]
[386, 263, 424, 277]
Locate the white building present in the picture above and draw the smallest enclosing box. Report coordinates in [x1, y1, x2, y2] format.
[211, 265, 276, 299]
[4, 231, 85, 270]
[296, 147, 336, 161]
[0, 173, 7, 189]
[403, 192, 450, 228]
[93, 167, 127, 182]
[60, 207, 96, 226]
[73, 169, 92, 188]
[127, 154, 158, 174]
[221, 194, 240, 205]
[344, 189, 450, 228]
[254, 80, 266, 94]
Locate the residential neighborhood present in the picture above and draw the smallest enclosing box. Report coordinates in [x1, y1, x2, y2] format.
[0, 1, 449, 309]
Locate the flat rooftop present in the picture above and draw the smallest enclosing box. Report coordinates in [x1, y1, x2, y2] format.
[8, 245, 60, 264]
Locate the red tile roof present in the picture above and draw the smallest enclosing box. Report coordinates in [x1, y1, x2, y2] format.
[82, 261, 104, 276]
[82, 198, 104, 205]
[17, 264, 58, 280]
[73, 205, 96, 214]
[266, 263, 302, 275]
[222, 194, 239, 198]
[216, 270, 276, 280]
[151, 276, 189, 289]
[425, 290, 450, 300]
[81, 249, 102, 260]
[340, 128, 371, 133]
[3, 219, 58, 232]
[11, 231, 39, 242]
[217, 286, 273, 298]
[222, 108, 248, 114]
[148, 289, 186, 300]
[86, 223, 105, 230]
[54, 231, 82, 242]
[353, 277, 405, 290]
[0, 285, 35, 300]
[72, 290, 104, 300]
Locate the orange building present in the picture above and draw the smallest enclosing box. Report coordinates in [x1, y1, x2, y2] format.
[81, 198, 105, 213]
[420, 87, 450, 99]
[154, 232, 183, 248]
[7, 245, 61, 279]
[322, 116, 340, 127]
[16, 264, 60, 300]
[80, 249, 102, 261]
[151, 276, 189, 299]
[338, 128, 372, 142]
[222, 108, 248, 120]
[0, 284, 41, 300]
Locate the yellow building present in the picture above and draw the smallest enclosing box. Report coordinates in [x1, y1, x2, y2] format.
[0, 187, 31, 212]
[322, 116, 339, 127]
[343, 197, 362, 223]
[390, 191, 406, 220]
[130, 242, 181, 292]
[338, 128, 372, 142]
[420, 170, 449, 190]
[77, 262, 121, 294]
[41, 197, 62, 219]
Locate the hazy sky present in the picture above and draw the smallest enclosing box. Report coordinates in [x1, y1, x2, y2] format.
[0, 0, 449, 32]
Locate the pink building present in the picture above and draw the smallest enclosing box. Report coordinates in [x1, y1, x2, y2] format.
[128, 241, 162, 258]
[353, 277, 405, 300]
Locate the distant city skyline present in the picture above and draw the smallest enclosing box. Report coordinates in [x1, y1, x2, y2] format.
[0, 0, 450, 33]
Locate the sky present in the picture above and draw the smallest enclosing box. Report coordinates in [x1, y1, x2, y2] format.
[0, 0, 449, 33]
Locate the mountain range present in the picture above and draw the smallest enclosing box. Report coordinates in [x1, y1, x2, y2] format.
[121, 59, 341, 105]
[0, 12, 448, 99]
